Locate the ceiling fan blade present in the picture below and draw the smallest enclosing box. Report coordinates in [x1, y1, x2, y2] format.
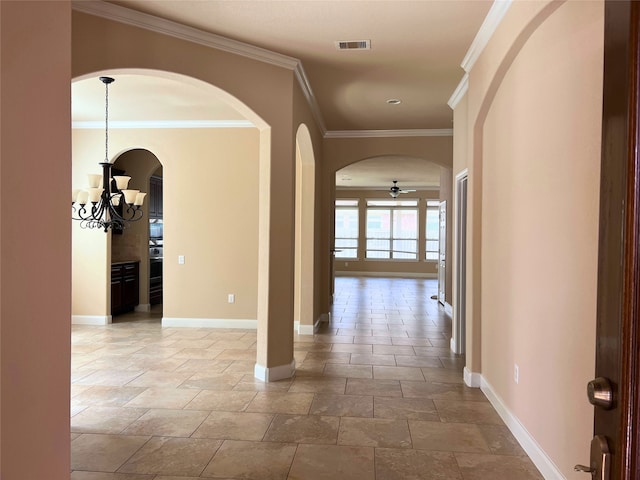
[400, 189, 416, 193]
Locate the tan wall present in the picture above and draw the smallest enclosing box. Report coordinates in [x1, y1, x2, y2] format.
[439, 167, 453, 305]
[324, 136, 453, 171]
[0, 1, 71, 477]
[334, 189, 440, 277]
[465, 1, 603, 477]
[72, 10, 307, 370]
[452, 95, 469, 175]
[451, 94, 472, 357]
[292, 81, 325, 327]
[73, 127, 260, 321]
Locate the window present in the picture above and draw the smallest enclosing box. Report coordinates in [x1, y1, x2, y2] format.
[425, 200, 440, 260]
[335, 199, 358, 258]
[366, 199, 418, 260]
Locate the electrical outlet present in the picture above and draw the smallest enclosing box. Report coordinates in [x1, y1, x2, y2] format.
[178, 255, 185, 265]
[228, 294, 235, 304]
[514, 364, 519, 384]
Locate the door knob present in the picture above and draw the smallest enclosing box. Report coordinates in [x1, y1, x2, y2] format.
[574, 464, 595, 474]
[587, 377, 614, 409]
[575, 435, 610, 480]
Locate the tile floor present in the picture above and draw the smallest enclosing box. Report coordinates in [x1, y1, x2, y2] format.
[71, 276, 543, 479]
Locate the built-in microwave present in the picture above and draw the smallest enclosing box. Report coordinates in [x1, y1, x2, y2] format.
[149, 219, 163, 239]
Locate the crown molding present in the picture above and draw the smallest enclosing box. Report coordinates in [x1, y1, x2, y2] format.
[72, 1, 299, 70]
[71, 0, 326, 133]
[325, 129, 453, 139]
[448, 73, 469, 110]
[460, 0, 512, 73]
[294, 63, 327, 134]
[72, 119, 255, 129]
[448, 0, 511, 112]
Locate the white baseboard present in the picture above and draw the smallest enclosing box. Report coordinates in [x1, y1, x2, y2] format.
[254, 359, 296, 382]
[298, 325, 315, 335]
[335, 271, 437, 279]
[295, 321, 314, 335]
[444, 302, 453, 317]
[162, 317, 257, 329]
[72, 315, 112, 325]
[480, 376, 564, 479]
[296, 314, 324, 335]
[463, 367, 482, 388]
[135, 304, 151, 312]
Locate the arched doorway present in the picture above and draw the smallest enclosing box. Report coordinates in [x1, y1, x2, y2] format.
[71, 71, 271, 345]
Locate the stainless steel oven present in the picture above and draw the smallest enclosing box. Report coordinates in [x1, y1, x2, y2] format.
[149, 219, 163, 240]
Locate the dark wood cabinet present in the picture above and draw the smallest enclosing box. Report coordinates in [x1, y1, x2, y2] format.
[149, 176, 163, 219]
[149, 258, 163, 305]
[111, 261, 139, 316]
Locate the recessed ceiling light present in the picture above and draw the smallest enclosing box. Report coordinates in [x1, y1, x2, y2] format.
[387, 99, 401, 105]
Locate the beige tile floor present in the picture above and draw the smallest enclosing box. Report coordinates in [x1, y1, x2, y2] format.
[71, 277, 543, 479]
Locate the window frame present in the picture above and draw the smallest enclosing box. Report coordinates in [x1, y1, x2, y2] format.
[365, 199, 419, 261]
[334, 199, 359, 259]
[425, 199, 440, 262]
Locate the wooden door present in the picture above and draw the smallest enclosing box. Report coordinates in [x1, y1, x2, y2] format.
[590, 2, 640, 478]
[438, 201, 446, 305]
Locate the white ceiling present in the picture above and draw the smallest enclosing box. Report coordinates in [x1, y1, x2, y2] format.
[74, 1, 494, 188]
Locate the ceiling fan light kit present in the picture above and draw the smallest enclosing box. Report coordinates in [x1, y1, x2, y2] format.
[389, 180, 416, 198]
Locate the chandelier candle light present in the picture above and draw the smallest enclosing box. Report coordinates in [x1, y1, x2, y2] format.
[72, 76, 146, 232]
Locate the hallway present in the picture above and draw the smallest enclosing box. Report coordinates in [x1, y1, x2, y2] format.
[70, 277, 542, 479]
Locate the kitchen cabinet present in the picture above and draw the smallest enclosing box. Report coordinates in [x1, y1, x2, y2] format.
[111, 261, 139, 315]
[149, 258, 163, 305]
[149, 176, 163, 219]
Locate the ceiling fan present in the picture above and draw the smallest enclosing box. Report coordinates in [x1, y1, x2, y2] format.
[389, 180, 416, 198]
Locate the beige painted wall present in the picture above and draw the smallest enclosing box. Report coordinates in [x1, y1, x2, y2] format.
[1, 1, 71, 477]
[439, 167, 453, 305]
[73, 127, 260, 321]
[72, 9, 321, 370]
[324, 136, 454, 171]
[334, 188, 439, 277]
[451, 94, 472, 358]
[462, 1, 603, 477]
[292, 80, 325, 327]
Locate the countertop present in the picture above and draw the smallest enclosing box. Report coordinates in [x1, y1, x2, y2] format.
[111, 260, 140, 266]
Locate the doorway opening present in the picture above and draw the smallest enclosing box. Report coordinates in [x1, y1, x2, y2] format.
[452, 170, 468, 354]
[111, 149, 163, 323]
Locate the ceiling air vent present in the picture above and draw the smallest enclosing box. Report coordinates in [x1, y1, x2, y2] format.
[335, 40, 371, 50]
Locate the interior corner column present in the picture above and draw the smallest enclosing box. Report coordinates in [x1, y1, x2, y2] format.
[255, 129, 296, 381]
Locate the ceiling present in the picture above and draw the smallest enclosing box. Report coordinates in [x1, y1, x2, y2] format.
[76, 0, 494, 188]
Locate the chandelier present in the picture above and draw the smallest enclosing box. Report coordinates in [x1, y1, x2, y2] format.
[72, 76, 146, 232]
